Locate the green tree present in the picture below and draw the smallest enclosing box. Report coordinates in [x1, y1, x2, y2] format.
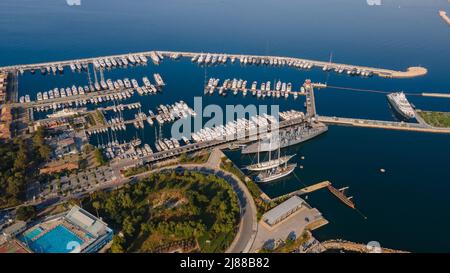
[14, 145, 28, 170]
[92, 201, 101, 218]
[94, 149, 106, 166]
[110, 235, 125, 253]
[122, 216, 136, 237]
[16, 205, 36, 221]
[38, 144, 52, 161]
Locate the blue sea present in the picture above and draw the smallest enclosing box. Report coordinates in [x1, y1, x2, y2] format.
[1, 0, 450, 252]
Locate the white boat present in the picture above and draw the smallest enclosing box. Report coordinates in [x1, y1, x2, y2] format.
[255, 163, 297, 183]
[47, 108, 83, 119]
[246, 154, 296, 172]
[387, 92, 415, 119]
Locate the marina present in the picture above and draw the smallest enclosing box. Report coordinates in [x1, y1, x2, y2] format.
[13, 74, 165, 112]
[0, 50, 427, 80]
[204, 77, 305, 99]
[1, 0, 450, 253]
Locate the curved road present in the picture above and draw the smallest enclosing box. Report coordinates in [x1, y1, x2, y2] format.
[132, 151, 257, 253]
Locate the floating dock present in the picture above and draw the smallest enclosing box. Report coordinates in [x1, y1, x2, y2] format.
[204, 78, 305, 99]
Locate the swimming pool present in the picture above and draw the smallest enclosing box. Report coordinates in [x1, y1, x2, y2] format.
[21, 225, 84, 253]
[21, 227, 44, 242]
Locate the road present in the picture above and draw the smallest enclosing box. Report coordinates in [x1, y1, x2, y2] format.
[131, 149, 258, 253]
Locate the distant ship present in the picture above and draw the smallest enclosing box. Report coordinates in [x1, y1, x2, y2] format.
[386, 92, 415, 120]
[241, 122, 328, 154]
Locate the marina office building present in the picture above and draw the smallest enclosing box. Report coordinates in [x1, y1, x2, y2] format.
[263, 196, 305, 226]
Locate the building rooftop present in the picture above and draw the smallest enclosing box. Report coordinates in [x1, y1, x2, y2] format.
[65, 206, 110, 238]
[2, 221, 26, 237]
[263, 196, 305, 226]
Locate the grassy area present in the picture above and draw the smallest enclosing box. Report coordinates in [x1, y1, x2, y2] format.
[417, 110, 450, 128]
[220, 157, 247, 182]
[95, 110, 106, 125]
[83, 170, 240, 253]
[219, 156, 277, 220]
[179, 151, 210, 164]
[94, 148, 107, 166]
[85, 114, 96, 127]
[123, 165, 150, 177]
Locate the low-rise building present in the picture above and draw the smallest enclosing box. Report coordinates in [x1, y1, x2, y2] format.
[2, 221, 27, 239]
[54, 137, 77, 158]
[263, 196, 305, 226]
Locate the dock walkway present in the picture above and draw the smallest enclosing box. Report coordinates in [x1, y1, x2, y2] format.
[0, 50, 427, 79]
[317, 115, 450, 134]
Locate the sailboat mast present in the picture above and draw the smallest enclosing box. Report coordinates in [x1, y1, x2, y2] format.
[257, 139, 260, 164]
[268, 139, 271, 161]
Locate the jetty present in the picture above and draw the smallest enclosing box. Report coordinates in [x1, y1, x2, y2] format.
[0, 50, 427, 79]
[422, 92, 450, 98]
[439, 10, 450, 26]
[269, 181, 356, 210]
[317, 115, 450, 134]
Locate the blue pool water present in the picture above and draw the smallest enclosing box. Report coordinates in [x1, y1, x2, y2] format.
[21, 225, 84, 253]
[22, 227, 44, 241]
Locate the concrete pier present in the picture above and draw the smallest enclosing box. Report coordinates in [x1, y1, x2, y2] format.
[0, 50, 427, 79]
[317, 115, 450, 134]
[439, 10, 450, 25]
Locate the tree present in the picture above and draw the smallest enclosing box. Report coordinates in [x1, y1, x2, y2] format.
[92, 201, 101, 218]
[94, 149, 106, 166]
[38, 144, 52, 161]
[110, 235, 125, 253]
[14, 145, 28, 170]
[32, 127, 51, 161]
[83, 144, 94, 154]
[179, 153, 188, 163]
[16, 205, 36, 221]
[122, 216, 136, 237]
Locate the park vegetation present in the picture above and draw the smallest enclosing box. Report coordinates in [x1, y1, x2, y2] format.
[417, 110, 450, 128]
[94, 148, 107, 166]
[16, 205, 37, 221]
[0, 128, 51, 208]
[123, 165, 150, 177]
[179, 151, 210, 164]
[83, 170, 240, 253]
[220, 156, 278, 219]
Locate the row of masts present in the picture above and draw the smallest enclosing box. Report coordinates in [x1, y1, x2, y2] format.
[204, 77, 305, 99]
[246, 139, 297, 183]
